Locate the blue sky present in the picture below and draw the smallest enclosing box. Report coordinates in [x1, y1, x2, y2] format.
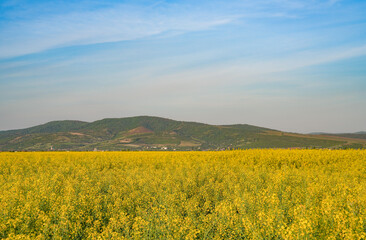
[0, 0, 365, 133]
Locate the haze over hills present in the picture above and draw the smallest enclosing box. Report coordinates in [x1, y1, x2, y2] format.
[0, 116, 365, 151]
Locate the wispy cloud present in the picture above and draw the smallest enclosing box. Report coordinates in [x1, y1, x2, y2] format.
[1, 0, 351, 58]
[0, 1, 239, 58]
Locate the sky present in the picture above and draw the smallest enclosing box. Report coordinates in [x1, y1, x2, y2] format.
[0, 0, 366, 133]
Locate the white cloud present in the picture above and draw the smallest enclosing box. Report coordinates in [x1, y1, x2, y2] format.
[0, 0, 346, 58]
[0, 2, 238, 58]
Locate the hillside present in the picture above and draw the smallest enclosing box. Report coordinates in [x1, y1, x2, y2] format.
[312, 132, 366, 140]
[0, 116, 365, 151]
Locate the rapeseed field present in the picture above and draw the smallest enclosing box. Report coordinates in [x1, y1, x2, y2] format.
[0, 150, 365, 239]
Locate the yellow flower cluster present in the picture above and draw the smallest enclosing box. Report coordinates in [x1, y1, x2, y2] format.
[0, 150, 365, 239]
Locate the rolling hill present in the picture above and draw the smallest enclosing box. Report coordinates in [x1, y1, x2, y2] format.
[0, 116, 365, 151]
[311, 132, 366, 140]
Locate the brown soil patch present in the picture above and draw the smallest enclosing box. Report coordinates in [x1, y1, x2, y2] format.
[119, 138, 132, 143]
[69, 132, 85, 136]
[127, 126, 153, 135]
[179, 141, 201, 147]
[121, 144, 141, 148]
[262, 130, 283, 136]
[10, 136, 22, 143]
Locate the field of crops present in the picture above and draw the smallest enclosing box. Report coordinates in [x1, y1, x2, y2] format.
[0, 150, 365, 239]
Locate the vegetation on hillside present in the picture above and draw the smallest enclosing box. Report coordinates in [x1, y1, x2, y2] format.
[0, 116, 364, 151]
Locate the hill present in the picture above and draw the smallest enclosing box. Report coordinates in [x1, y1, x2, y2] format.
[0, 116, 365, 151]
[311, 132, 366, 140]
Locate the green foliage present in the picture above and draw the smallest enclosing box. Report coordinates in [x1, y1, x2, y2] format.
[0, 116, 358, 151]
